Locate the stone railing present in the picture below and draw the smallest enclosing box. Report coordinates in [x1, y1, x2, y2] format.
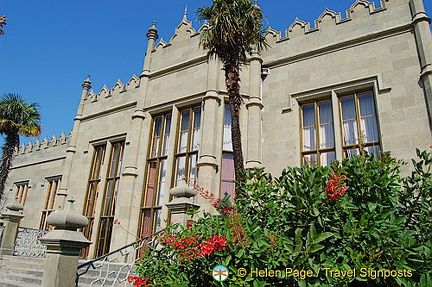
[75, 230, 166, 287]
[13, 227, 48, 258]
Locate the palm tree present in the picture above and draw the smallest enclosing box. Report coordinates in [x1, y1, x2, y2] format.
[0, 93, 41, 202]
[197, 0, 268, 197]
[0, 15, 6, 35]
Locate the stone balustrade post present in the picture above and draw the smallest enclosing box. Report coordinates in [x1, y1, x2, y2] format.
[39, 198, 91, 287]
[0, 197, 24, 256]
[166, 184, 200, 226]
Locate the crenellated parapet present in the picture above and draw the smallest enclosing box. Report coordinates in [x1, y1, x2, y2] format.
[83, 74, 140, 104]
[148, 11, 207, 73]
[264, 0, 389, 44]
[153, 10, 200, 51]
[15, 132, 70, 156]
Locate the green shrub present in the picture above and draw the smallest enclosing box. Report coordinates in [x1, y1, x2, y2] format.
[134, 150, 432, 286]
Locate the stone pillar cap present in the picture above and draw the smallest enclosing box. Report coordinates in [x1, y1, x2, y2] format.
[169, 184, 196, 198]
[47, 198, 88, 230]
[6, 197, 24, 212]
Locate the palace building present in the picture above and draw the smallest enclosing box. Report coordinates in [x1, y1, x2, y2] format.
[3, 0, 432, 258]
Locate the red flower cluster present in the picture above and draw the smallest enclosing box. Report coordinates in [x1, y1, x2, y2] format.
[160, 233, 200, 250]
[229, 210, 248, 247]
[212, 198, 221, 207]
[326, 174, 347, 200]
[220, 207, 232, 213]
[199, 235, 229, 256]
[186, 220, 194, 228]
[159, 233, 229, 262]
[189, 182, 215, 202]
[127, 275, 152, 287]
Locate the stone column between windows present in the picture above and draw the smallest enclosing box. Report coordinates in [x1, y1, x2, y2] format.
[410, 0, 432, 127]
[111, 77, 151, 250]
[196, 57, 221, 210]
[331, 91, 343, 160]
[245, 51, 263, 169]
[110, 110, 149, 251]
[197, 92, 222, 210]
[57, 77, 91, 208]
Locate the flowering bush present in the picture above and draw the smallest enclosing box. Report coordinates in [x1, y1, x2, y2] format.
[135, 150, 432, 286]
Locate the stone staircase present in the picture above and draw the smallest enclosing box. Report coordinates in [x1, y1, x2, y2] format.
[0, 255, 44, 286]
[0, 255, 134, 286]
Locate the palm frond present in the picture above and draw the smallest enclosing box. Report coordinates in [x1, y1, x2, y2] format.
[0, 93, 42, 137]
[197, 0, 269, 66]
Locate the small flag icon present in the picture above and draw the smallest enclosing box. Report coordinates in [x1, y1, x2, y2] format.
[212, 265, 229, 282]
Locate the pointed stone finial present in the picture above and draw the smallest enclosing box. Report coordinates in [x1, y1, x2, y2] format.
[253, 0, 261, 11]
[147, 21, 159, 41]
[82, 74, 91, 90]
[183, 5, 188, 20]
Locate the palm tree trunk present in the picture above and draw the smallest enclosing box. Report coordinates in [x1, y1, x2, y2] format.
[0, 131, 19, 202]
[225, 63, 245, 198]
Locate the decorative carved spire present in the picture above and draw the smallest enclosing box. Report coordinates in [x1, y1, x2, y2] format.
[146, 21, 159, 41]
[82, 74, 91, 90]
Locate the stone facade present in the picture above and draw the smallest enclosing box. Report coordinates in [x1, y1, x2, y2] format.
[2, 0, 431, 259]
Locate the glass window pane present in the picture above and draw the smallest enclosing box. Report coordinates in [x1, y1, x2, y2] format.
[157, 159, 167, 206]
[162, 114, 171, 156]
[145, 162, 157, 206]
[361, 116, 378, 143]
[303, 154, 317, 165]
[181, 110, 190, 131]
[189, 154, 198, 185]
[165, 114, 172, 134]
[221, 153, 235, 198]
[366, 145, 380, 160]
[193, 107, 201, 129]
[345, 148, 360, 160]
[358, 92, 375, 117]
[341, 96, 356, 120]
[151, 137, 160, 158]
[343, 120, 358, 146]
[223, 106, 233, 151]
[192, 128, 200, 151]
[175, 156, 186, 186]
[302, 104, 315, 127]
[320, 124, 334, 148]
[140, 210, 151, 238]
[179, 132, 188, 153]
[154, 209, 162, 232]
[303, 127, 316, 151]
[318, 100, 333, 124]
[103, 180, 115, 215]
[151, 117, 162, 157]
[321, 151, 335, 167]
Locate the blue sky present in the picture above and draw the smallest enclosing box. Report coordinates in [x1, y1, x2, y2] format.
[1, 0, 431, 144]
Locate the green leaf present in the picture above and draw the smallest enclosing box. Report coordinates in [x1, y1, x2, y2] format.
[237, 248, 244, 258]
[309, 244, 325, 254]
[312, 232, 333, 244]
[224, 254, 232, 266]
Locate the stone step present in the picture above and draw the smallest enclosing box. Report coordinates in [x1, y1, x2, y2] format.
[0, 279, 32, 287]
[0, 255, 136, 287]
[0, 256, 45, 269]
[0, 255, 44, 286]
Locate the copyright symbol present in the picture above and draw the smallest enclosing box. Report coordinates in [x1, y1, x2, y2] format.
[237, 267, 247, 277]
